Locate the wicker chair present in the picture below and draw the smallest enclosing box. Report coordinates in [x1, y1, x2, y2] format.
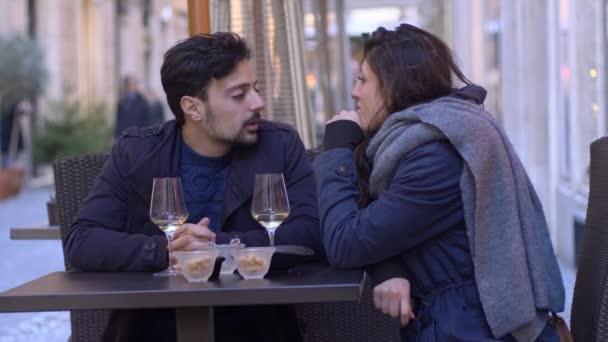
[53, 153, 111, 342]
[296, 274, 400, 342]
[296, 149, 401, 342]
[570, 136, 608, 341]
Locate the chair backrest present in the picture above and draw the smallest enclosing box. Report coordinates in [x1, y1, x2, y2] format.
[54, 152, 108, 270]
[571, 136, 608, 341]
[53, 152, 110, 342]
[296, 149, 401, 341]
[296, 274, 401, 342]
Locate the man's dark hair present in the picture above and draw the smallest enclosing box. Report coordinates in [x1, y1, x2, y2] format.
[160, 32, 251, 124]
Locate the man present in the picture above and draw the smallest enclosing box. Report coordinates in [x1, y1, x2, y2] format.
[66, 32, 324, 341]
[114, 75, 153, 139]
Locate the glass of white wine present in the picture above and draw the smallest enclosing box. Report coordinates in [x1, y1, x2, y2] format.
[251, 173, 290, 246]
[150, 177, 189, 276]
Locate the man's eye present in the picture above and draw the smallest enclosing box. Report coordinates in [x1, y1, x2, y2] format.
[232, 93, 246, 99]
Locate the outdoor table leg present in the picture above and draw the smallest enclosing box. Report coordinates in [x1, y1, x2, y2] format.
[176, 306, 214, 342]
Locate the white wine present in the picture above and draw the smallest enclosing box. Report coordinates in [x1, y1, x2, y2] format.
[253, 212, 289, 230]
[151, 215, 188, 234]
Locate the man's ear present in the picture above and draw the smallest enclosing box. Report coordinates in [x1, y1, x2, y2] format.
[180, 96, 205, 122]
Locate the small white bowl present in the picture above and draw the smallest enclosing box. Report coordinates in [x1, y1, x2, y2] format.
[174, 249, 220, 283]
[231, 247, 275, 279]
[216, 243, 245, 275]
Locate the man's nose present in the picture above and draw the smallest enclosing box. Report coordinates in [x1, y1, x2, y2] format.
[250, 91, 265, 111]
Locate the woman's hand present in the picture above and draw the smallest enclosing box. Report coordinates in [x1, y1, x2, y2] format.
[326, 110, 362, 127]
[171, 217, 216, 251]
[373, 277, 415, 326]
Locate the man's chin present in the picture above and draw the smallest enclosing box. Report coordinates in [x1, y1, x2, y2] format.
[234, 132, 258, 146]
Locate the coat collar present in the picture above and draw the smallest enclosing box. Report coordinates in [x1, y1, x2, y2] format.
[127, 121, 182, 209]
[220, 131, 275, 226]
[220, 146, 257, 226]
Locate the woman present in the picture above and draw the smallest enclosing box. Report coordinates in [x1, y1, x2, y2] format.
[314, 24, 564, 341]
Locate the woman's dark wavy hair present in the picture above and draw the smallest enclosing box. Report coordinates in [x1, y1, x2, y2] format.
[160, 32, 251, 125]
[354, 23, 472, 206]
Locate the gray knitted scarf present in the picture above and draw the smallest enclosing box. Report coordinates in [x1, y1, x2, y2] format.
[366, 96, 565, 341]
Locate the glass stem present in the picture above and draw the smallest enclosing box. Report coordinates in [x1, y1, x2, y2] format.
[166, 232, 174, 271]
[268, 230, 275, 246]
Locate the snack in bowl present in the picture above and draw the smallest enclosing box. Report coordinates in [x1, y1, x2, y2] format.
[237, 254, 267, 272]
[183, 256, 213, 274]
[231, 247, 275, 279]
[174, 249, 219, 282]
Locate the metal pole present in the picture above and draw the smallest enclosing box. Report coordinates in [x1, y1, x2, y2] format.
[188, 0, 211, 35]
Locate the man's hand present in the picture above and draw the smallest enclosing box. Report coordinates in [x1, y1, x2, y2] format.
[171, 217, 216, 251]
[373, 277, 415, 327]
[326, 110, 362, 127]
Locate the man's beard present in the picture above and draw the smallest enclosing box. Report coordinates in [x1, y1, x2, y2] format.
[205, 106, 261, 147]
[231, 112, 261, 146]
[233, 111, 261, 146]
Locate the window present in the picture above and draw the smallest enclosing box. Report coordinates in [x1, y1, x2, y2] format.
[558, 0, 572, 182]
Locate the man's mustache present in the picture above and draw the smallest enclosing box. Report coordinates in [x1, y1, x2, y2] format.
[243, 112, 261, 126]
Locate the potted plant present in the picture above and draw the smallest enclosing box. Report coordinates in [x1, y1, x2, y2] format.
[0, 35, 47, 199]
[32, 101, 112, 168]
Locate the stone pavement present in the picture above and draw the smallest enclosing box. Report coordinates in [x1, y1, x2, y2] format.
[0, 186, 578, 341]
[0, 185, 70, 342]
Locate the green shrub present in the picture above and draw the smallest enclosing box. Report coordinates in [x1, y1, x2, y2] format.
[0, 35, 47, 115]
[33, 102, 112, 165]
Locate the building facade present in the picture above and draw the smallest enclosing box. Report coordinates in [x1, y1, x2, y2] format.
[0, 0, 189, 120]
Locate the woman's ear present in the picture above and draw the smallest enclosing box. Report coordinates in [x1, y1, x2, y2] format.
[180, 96, 204, 122]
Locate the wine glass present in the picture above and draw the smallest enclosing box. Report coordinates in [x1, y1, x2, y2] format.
[150, 177, 189, 276]
[251, 173, 290, 246]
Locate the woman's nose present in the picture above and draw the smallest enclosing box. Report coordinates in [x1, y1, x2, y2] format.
[351, 83, 360, 100]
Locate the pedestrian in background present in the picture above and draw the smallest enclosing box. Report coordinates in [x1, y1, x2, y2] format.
[144, 88, 165, 125]
[114, 75, 151, 139]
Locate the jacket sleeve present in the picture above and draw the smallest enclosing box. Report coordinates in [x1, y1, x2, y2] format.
[313, 141, 464, 268]
[65, 140, 168, 272]
[365, 257, 409, 287]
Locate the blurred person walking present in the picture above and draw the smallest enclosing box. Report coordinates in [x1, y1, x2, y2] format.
[1, 100, 31, 168]
[0, 100, 32, 199]
[114, 75, 152, 139]
[144, 88, 166, 125]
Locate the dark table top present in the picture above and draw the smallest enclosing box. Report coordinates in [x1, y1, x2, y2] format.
[10, 225, 61, 240]
[0, 263, 363, 312]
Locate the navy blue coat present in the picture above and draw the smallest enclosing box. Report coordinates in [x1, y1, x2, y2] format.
[66, 119, 324, 272]
[314, 141, 558, 341]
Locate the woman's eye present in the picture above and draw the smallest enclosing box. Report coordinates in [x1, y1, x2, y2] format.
[232, 93, 246, 100]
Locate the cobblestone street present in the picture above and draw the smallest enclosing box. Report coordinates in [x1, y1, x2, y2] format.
[0, 185, 70, 342]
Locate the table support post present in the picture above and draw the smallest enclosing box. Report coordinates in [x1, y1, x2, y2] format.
[176, 307, 214, 342]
